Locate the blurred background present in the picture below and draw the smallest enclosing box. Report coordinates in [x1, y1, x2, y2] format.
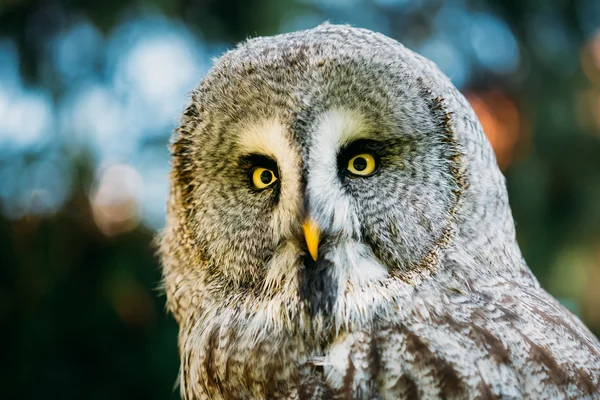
[1, 0, 599, 398]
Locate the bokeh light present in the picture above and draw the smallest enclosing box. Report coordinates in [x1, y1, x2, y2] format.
[581, 31, 600, 86]
[91, 163, 142, 236]
[467, 90, 527, 170]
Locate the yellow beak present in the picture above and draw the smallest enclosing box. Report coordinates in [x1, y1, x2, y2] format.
[302, 217, 320, 261]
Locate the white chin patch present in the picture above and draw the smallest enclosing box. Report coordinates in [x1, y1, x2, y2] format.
[325, 241, 392, 331]
[327, 240, 389, 288]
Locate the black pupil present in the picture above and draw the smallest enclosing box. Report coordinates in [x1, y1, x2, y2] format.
[260, 170, 272, 184]
[353, 157, 368, 171]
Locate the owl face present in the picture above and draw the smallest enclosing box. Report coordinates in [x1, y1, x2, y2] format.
[168, 30, 467, 324]
[161, 25, 542, 398]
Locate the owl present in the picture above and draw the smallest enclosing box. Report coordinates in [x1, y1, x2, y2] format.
[159, 24, 600, 399]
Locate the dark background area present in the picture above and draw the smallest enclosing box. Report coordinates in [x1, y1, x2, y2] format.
[1, 0, 599, 398]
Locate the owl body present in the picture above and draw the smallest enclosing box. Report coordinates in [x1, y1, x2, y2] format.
[160, 24, 600, 399]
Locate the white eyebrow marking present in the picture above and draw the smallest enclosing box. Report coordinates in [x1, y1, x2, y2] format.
[236, 118, 294, 160]
[307, 107, 371, 236]
[315, 107, 371, 149]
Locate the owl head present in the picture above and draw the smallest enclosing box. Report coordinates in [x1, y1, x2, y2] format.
[160, 24, 524, 335]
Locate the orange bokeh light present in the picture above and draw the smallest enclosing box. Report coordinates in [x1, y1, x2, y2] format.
[467, 91, 525, 170]
[581, 31, 600, 86]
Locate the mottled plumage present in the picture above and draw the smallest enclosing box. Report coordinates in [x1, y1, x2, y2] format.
[159, 24, 600, 399]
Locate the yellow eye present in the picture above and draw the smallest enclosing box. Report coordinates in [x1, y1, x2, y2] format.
[251, 167, 278, 189]
[347, 153, 377, 176]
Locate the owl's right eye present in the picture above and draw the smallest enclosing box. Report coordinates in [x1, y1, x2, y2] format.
[250, 167, 278, 190]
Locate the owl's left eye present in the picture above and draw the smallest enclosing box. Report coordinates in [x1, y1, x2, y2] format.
[347, 153, 377, 176]
[250, 167, 278, 190]
[338, 139, 382, 179]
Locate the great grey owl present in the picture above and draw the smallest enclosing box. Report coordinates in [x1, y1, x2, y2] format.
[159, 23, 600, 399]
